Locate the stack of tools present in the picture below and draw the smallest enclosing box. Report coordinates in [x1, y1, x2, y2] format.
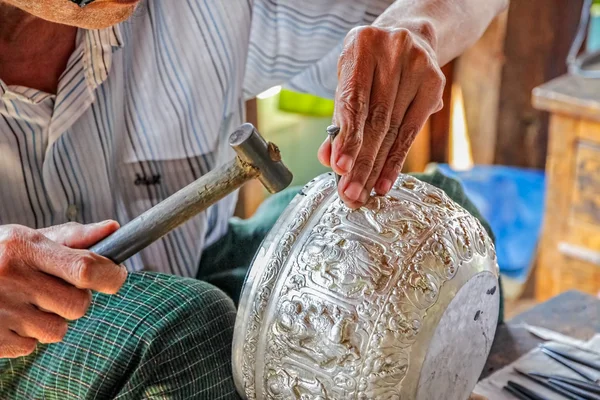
[474, 325, 600, 400]
[502, 345, 600, 400]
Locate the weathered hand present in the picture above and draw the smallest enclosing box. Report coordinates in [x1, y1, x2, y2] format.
[318, 24, 445, 208]
[0, 221, 127, 358]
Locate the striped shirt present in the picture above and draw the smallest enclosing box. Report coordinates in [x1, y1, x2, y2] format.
[0, 0, 392, 277]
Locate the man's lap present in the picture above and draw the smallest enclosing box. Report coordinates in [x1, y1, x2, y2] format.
[0, 273, 239, 400]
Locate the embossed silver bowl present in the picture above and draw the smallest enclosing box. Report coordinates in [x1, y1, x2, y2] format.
[233, 173, 500, 400]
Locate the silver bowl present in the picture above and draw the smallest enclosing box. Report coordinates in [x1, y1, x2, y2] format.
[233, 173, 500, 400]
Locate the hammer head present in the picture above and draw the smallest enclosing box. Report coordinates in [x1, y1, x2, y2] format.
[229, 123, 293, 193]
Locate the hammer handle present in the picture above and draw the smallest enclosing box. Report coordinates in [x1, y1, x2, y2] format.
[89, 158, 259, 264]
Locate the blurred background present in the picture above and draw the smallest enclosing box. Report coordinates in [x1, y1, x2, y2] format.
[236, 0, 600, 317]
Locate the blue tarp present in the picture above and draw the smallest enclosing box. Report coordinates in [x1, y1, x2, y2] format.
[436, 164, 546, 281]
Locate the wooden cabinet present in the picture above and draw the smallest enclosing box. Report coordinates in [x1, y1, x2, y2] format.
[532, 74, 600, 300]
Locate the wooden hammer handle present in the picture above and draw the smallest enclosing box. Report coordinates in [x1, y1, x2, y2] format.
[90, 158, 259, 264]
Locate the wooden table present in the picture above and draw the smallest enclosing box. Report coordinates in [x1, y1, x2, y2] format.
[480, 290, 600, 380]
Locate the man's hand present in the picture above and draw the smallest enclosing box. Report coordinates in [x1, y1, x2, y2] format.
[319, 24, 444, 209]
[0, 221, 127, 358]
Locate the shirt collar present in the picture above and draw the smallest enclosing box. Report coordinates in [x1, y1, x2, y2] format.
[82, 24, 125, 90]
[46, 24, 125, 144]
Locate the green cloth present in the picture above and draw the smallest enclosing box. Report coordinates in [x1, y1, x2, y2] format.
[0, 274, 239, 399]
[197, 188, 299, 305]
[0, 168, 503, 399]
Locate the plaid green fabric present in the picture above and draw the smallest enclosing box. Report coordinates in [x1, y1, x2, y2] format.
[0, 168, 503, 399]
[0, 274, 240, 400]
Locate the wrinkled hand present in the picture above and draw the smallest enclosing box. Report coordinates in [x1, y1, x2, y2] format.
[0, 221, 127, 358]
[319, 24, 445, 208]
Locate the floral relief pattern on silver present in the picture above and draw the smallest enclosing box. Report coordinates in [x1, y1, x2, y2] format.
[241, 180, 336, 399]
[240, 175, 497, 400]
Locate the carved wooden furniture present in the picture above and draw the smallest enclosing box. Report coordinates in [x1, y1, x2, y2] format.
[532, 73, 600, 301]
[233, 173, 500, 400]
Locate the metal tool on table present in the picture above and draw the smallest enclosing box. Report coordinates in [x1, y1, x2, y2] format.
[541, 347, 598, 383]
[503, 384, 531, 400]
[515, 368, 587, 400]
[90, 123, 292, 264]
[514, 366, 600, 400]
[503, 384, 535, 400]
[503, 380, 548, 400]
[530, 372, 600, 395]
[326, 125, 341, 185]
[541, 345, 600, 373]
[548, 379, 600, 400]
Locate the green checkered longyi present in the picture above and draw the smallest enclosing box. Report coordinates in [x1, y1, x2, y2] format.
[0, 273, 240, 399]
[0, 169, 503, 399]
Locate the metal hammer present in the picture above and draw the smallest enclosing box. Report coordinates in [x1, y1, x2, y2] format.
[89, 123, 293, 264]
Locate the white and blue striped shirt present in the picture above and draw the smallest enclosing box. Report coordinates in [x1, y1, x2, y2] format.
[0, 0, 392, 277]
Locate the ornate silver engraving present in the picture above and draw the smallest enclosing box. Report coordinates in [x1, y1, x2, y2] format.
[241, 180, 336, 399]
[234, 174, 499, 400]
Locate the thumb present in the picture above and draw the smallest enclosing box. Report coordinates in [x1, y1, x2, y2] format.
[39, 220, 120, 249]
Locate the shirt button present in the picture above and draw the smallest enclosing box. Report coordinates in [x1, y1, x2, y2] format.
[66, 205, 79, 222]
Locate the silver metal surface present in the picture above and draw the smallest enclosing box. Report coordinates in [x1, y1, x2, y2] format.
[230, 123, 293, 194]
[416, 272, 499, 400]
[326, 125, 341, 185]
[233, 173, 500, 400]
